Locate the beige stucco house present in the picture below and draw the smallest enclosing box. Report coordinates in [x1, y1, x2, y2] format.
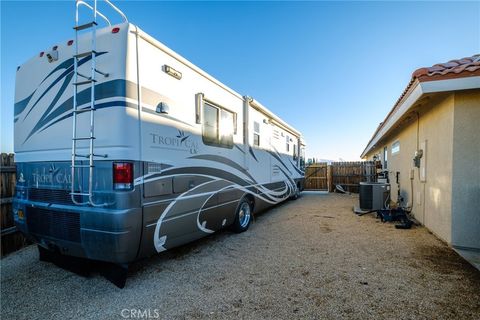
[361, 55, 480, 254]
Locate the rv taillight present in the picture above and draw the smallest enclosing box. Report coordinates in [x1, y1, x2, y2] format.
[113, 162, 133, 190]
[39, 52, 44, 57]
[67, 40, 74, 46]
[112, 27, 120, 34]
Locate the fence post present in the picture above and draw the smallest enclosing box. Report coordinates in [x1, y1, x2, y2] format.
[1, 153, 28, 257]
[327, 165, 333, 192]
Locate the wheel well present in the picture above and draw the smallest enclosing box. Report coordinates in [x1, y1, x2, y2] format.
[244, 193, 255, 211]
[297, 180, 304, 191]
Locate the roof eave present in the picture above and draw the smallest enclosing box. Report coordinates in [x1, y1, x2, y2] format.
[360, 75, 480, 158]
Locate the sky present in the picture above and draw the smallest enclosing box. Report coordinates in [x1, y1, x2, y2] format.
[1, 1, 479, 160]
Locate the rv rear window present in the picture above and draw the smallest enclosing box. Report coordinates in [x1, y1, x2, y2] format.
[202, 102, 234, 148]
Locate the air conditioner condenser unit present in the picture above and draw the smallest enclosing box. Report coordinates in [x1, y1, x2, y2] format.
[359, 182, 390, 210]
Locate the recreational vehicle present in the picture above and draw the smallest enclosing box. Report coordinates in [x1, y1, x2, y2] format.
[12, 1, 305, 285]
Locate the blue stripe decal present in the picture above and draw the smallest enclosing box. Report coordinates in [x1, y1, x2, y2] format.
[24, 72, 74, 142]
[188, 154, 257, 184]
[276, 164, 296, 186]
[289, 159, 304, 175]
[249, 146, 259, 162]
[22, 79, 134, 143]
[267, 149, 292, 175]
[38, 100, 138, 134]
[40, 58, 75, 85]
[13, 92, 35, 118]
[15, 58, 75, 118]
[234, 144, 245, 154]
[16, 52, 107, 119]
[32, 72, 73, 135]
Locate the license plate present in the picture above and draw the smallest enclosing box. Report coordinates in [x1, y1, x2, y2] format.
[17, 209, 24, 220]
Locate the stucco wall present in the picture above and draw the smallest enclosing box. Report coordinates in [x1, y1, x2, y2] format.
[451, 90, 480, 250]
[365, 94, 455, 244]
[419, 95, 455, 243]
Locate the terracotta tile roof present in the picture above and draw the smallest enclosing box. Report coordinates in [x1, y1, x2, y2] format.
[361, 54, 480, 158]
[412, 54, 480, 82]
[393, 54, 480, 114]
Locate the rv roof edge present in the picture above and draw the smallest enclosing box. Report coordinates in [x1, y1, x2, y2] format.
[132, 25, 243, 100]
[132, 25, 301, 139]
[249, 98, 301, 137]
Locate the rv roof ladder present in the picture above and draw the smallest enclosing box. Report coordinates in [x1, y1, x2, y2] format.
[70, 0, 128, 206]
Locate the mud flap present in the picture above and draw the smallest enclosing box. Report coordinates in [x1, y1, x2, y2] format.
[37, 245, 129, 288]
[99, 263, 129, 289]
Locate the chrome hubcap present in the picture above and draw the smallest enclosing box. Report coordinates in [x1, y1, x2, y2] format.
[239, 202, 251, 228]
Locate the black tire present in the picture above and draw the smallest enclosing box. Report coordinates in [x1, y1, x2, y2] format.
[290, 184, 301, 200]
[232, 198, 252, 233]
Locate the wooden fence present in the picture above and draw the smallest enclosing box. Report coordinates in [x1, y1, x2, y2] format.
[304, 162, 329, 190]
[1, 153, 28, 256]
[330, 161, 377, 193]
[304, 161, 377, 193]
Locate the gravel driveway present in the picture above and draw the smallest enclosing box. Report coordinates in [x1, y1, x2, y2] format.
[1, 193, 479, 319]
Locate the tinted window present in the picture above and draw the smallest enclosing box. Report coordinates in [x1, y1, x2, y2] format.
[253, 134, 260, 147]
[219, 109, 234, 147]
[253, 121, 260, 147]
[203, 103, 218, 145]
[202, 102, 234, 148]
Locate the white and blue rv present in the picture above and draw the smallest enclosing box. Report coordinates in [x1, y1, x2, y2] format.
[12, 0, 305, 285]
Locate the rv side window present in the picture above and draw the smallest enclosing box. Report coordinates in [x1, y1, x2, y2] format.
[219, 109, 234, 147]
[202, 102, 234, 148]
[203, 103, 218, 145]
[253, 121, 260, 147]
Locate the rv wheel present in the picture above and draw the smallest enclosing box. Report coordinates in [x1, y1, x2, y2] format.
[291, 185, 301, 200]
[232, 198, 252, 233]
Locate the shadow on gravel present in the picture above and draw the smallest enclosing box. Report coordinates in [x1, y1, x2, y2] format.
[128, 197, 300, 279]
[129, 197, 301, 268]
[37, 245, 129, 288]
[27, 197, 302, 290]
[413, 244, 480, 280]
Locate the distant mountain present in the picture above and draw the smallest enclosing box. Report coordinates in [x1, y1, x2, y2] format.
[307, 158, 335, 165]
[317, 159, 335, 163]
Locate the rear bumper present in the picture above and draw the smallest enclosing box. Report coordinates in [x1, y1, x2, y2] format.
[13, 200, 142, 264]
